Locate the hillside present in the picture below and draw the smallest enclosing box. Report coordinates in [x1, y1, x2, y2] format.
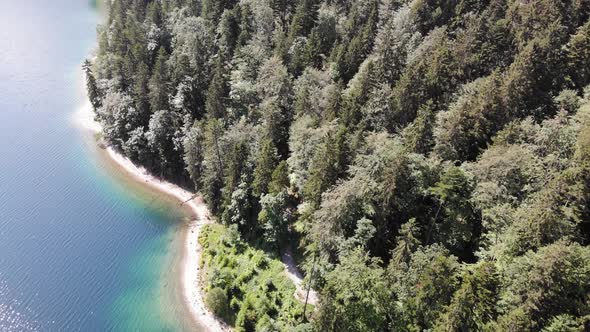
[86, 0, 590, 330]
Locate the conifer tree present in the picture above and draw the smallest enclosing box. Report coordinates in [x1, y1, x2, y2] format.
[88, 1, 590, 329]
[149, 47, 170, 113]
[133, 62, 151, 126]
[303, 127, 348, 208]
[205, 60, 229, 120]
[288, 0, 318, 42]
[202, 119, 225, 213]
[83, 59, 101, 111]
[268, 160, 290, 195]
[253, 138, 278, 197]
[236, 3, 254, 47]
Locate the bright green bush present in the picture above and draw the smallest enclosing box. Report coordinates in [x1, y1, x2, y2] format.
[205, 287, 229, 319]
[199, 224, 304, 330]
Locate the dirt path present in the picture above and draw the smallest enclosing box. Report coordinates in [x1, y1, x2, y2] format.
[281, 247, 319, 306]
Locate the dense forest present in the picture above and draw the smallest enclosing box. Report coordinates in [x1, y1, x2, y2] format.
[86, 0, 590, 330]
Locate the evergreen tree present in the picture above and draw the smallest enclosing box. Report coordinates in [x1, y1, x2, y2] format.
[316, 249, 391, 332]
[303, 127, 348, 208]
[205, 61, 229, 120]
[567, 20, 590, 89]
[434, 262, 500, 331]
[183, 122, 204, 189]
[132, 62, 151, 126]
[427, 166, 477, 258]
[236, 3, 254, 47]
[253, 138, 278, 197]
[202, 119, 225, 213]
[268, 160, 290, 195]
[146, 110, 182, 178]
[288, 0, 318, 42]
[409, 252, 460, 330]
[83, 59, 101, 111]
[258, 191, 291, 250]
[89, 1, 590, 329]
[269, 0, 292, 30]
[149, 47, 170, 113]
[403, 101, 435, 154]
[217, 8, 240, 61]
[390, 218, 421, 266]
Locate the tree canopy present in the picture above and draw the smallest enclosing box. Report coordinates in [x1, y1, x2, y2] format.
[88, 0, 590, 330]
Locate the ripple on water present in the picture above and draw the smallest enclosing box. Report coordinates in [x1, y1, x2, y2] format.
[0, 275, 38, 332]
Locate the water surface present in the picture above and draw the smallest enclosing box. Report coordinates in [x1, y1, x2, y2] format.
[0, 1, 195, 330]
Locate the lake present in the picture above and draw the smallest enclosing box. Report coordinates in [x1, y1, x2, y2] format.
[0, 0, 197, 330]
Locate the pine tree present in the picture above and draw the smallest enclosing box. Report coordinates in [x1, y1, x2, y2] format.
[133, 62, 151, 126]
[269, 0, 292, 30]
[304, 29, 323, 68]
[183, 122, 204, 190]
[268, 160, 290, 195]
[303, 127, 348, 208]
[427, 166, 477, 258]
[390, 218, 421, 266]
[202, 0, 235, 23]
[567, 20, 590, 88]
[403, 101, 436, 154]
[147, 0, 164, 27]
[202, 119, 225, 213]
[253, 138, 278, 197]
[205, 61, 229, 120]
[409, 253, 460, 330]
[434, 262, 500, 332]
[222, 140, 250, 211]
[149, 47, 170, 113]
[288, 0, 318, 42]
[335, 1, 379, 82]
[83, 59, 101, 110]
[217, 8, 240, 61]
[237, 3, 254, 47]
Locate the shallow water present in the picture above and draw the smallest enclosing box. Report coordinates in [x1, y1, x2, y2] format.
[0, 1, 196, 330]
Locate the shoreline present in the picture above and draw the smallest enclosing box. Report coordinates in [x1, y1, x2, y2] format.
[73, 98, 230, 332]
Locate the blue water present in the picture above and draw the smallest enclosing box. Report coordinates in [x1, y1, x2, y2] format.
[0, 1, 196, 330]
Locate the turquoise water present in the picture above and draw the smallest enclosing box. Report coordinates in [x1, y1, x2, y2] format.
[0, 1, 197, 330]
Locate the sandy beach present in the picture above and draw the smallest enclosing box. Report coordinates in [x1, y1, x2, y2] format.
[73, 98, 230, 332]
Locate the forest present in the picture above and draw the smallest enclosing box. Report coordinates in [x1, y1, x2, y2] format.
[86, 0, 590, 330]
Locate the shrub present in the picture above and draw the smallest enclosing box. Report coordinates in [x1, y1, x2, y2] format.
[206, 287, 229, 319]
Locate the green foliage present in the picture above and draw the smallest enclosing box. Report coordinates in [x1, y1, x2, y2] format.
[567, 20, 590, 88]
[149, 47, 170, 114]
[408, 251, 460, 329]
[83, 59, 101, 110]
[206, 61, 229, 120]
[434, 262, 500, 331]
[258, 191, 291, 250]
[269, 160, 290, 195]
[499, 241, 590, 330]
[200, 224, 304, 331]
[205, 287, 230, 320]
[97, 91, 138, 149]
[183, 122, 204, 188]
[91, 0, 590, 329]
[390, 218, 421, 266]
[542, 315, 583, 332]
[403, 100, 435, 154]
[333, 1, 379, 82]
[428, 166, 477, 256]
[288, 0, 318, 43]
[303, 126, 348, 208]
[316, 248, 391, 332]
[146, 109, 183, 178]
[202, 119, 225, 213]
[253, 138, 278, 197]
